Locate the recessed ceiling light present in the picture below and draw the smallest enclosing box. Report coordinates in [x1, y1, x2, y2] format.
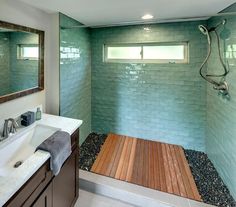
[144, 27, 151, 31]
[142, 14, 154, 20]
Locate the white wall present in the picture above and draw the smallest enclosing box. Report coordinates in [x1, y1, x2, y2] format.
[45, 13, 60, 115]
[0, 0, 59, 126]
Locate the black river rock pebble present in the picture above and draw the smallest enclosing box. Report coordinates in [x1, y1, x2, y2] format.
[79, 132, 107, 171]
[185, 149, 236, 207]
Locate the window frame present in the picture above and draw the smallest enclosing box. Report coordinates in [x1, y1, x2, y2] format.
[104, 42, 189, 64]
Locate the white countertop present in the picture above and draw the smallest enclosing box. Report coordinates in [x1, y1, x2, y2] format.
[0, 113, 82, 206]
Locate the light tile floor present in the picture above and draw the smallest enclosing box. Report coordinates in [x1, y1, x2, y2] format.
[75, 189, 136, 207]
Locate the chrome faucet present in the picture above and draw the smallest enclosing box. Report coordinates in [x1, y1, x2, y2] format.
[2, 118, 19, 139]
[9, 118, 18, 133]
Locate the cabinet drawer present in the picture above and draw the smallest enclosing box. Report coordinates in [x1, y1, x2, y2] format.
[4, 161, 52, 207]
[31, 182, 53, 207]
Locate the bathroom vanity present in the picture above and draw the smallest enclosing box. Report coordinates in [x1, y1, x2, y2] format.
[0, 114, 82, 207]
[0, 19, 82, 207]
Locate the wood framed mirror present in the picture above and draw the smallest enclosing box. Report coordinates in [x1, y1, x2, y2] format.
[0, 20, 44, 104]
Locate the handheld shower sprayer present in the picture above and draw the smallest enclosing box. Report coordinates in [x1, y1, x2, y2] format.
[198, 19, 230, 96]
[198, 25, 211, 44]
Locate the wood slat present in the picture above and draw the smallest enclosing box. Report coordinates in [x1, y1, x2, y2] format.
[130, 138, 141, 184]
[142, 139, 148, 187]
[108, 135, 125, 177]
[178, 147, 202, 201]
[144, 141, 149, 188]
[91, 133, 202, 202]
[162, 143, 173, 194]
[148, 141, 155, 189]
[120, 137, 133, 180]
[137, 139, 144, 186]
[126, 138, 137, 182]
[158, 142, 167, 192]
[104, 135, 122, 176]
[173, 145, 195, 199]
[115, 136, 129, 179]
[165, 144, 179, 195]
[153, 141, 160, 190]
[170, 145, 186, 197]
[91, 134, 114, 172]
[100, 134, 117, 175]
[100, 135, 117, 175]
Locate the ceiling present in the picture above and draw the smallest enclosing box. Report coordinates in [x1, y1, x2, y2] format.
[19, 0, 235, 26]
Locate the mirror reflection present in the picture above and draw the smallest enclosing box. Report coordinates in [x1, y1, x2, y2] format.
[0, 29, 39, 96]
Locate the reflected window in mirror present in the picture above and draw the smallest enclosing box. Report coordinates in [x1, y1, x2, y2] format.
[17, 44, 39, 60]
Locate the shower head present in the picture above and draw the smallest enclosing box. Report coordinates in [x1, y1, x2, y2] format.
[208, 19, 227, 32]
[219, 19, 230, 40]
[220, 27, 231, 40]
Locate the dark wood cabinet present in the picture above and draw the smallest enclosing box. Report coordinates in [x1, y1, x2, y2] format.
[4, 129, 79, 207]
[33, 183, 53, 207]
[53, 148, 78, 207]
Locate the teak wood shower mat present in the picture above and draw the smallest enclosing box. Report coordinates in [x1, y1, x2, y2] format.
[91, 133, 201, 201]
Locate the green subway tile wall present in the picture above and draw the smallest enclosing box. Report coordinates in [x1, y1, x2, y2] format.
[59, 13, 91, 144]
[206, 15, 236, 199]
[91, 21, 207, 151]
[0, 33, 10, 96]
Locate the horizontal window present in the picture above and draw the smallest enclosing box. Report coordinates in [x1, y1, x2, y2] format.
[107, 46, 142, 60]
[17, 44, 39, 60]
[104, 42, 188, 63]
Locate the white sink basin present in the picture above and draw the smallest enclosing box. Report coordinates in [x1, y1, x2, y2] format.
[0, 124, 60, 177]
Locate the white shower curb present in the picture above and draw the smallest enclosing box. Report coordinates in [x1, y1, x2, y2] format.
[79, 170, 215, 207]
